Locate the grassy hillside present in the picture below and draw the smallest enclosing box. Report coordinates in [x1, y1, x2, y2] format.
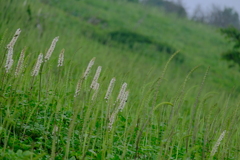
[1, 0, 239, 93]
[0, 0, 240, 159]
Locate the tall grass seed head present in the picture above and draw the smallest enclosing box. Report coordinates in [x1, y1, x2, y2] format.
[90, 66, 102, 89]
[57, 49, 64, 67]
[108, 109, 118, 131]
[5, 29, 21, 73]
[15, 48, 25, 76]
[105, 77, 116, 100]
[117, 82, 127, 102]
[7, 28, 21, 49]
[118, 90, 129, 112]
[32, 53, 43, 76]
[210, 130, 226, 157]
[92, 82, 100, 100]
[74, 79, 82, 97]
[83, 57, 96, 79]
[5, 47, 14, 73]
[45, 36, 59, 62]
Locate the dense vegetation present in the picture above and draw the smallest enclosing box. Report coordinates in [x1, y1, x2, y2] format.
[220, 27, 240, 68]
[0, 0, 240, 159]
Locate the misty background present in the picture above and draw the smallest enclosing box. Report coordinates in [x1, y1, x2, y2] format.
[174, 0, 240, 16]
[136, 0, 240, 29]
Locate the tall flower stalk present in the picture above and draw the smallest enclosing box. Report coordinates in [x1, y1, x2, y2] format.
[118, 90, 129, 112]
[5, 28, 21, 73]
[108, 85, 129, 131]
[5, 47, 14, 73]
[90, 66, 102, 89]
[45, 36, 59, 62]
[74, 57, 96, 97]
[15, 48, 25, 76]
[83, 57, 95, 80]
[116, 82, 127, 102]
[105, 77, 116, 101]
[30, 53, 44, 101]
[31, 53, 43, 77]
[57, 49, 64, 67]
[6, 28, 21, 49]
[210, 130, 226, 157]
[92, 82, 99, 100]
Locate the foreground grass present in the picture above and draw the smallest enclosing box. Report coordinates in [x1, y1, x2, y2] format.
[0, 29, 239, 160]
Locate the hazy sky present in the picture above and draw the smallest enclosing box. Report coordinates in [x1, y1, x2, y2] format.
[172, 0, 240, 16]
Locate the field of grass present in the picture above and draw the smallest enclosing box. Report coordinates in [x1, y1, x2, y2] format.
[0, 0, 240, 159]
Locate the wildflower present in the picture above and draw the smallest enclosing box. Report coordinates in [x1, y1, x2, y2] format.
[90, 66, 102, 89]
[5, 47, 14, 73]
[74, 57, 96, 97]
[83, 57, 95, 80]
[15, 48, 25, 76]
[74, 79, 82, 97]
[7, 28, 21, 49]
[116, 82, 127, 102]
[32, 53, 43, 76]
[108, 109, 118, 131]
[5, 28, 21, 73]
[105, 77, 116, 100]
[45, 36, 59, 62]
[92, 83, 99, 100]
[57, 49, 64, 67]
[210, 130, 226, 157]
[108, 90, 129, 130]
[118, 90, 129, 112]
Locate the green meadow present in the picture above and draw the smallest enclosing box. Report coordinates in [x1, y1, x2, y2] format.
[0, 0, 240, 159]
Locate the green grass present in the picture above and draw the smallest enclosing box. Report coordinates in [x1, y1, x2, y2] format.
[0, 0, 240, 159]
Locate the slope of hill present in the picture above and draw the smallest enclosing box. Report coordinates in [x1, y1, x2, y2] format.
[0, 0, 239, 159]
[1, 0, 239, 93]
